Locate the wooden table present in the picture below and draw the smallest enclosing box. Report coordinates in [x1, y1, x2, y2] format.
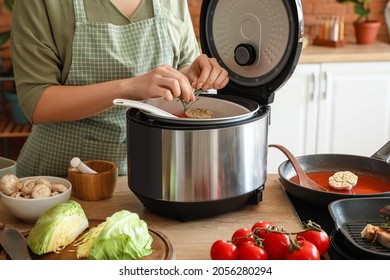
[0, 174, 302, 260]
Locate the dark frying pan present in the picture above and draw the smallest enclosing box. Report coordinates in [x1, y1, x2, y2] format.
[276, 142, 390, 206]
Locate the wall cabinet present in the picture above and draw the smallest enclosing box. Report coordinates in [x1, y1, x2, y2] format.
[267, 61, 390, 173]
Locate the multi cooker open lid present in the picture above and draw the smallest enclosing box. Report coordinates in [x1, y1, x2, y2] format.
[199, 0, 304, 105]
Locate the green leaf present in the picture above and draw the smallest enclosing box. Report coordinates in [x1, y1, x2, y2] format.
[4, 0, 13, 12]
[0, 31, 11, 47]
[88, 210, 153, 260]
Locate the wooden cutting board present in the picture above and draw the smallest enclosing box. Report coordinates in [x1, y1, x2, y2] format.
[1, 221, 175, 260]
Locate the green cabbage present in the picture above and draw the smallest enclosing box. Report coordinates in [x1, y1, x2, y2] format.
[76, 210, 153, 260]
[27, 200, 89, 255]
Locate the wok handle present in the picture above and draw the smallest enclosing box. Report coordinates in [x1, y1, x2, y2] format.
[371, 141, 390, 164]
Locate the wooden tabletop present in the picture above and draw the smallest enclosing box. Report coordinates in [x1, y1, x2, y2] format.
[0, 174, 303, 260]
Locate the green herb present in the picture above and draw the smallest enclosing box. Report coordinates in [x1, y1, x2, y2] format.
[178, 89, 207, 112]
[379, 219, 390, 230]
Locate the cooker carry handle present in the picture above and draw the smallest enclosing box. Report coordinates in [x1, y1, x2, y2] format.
[371, 141, 390, 164]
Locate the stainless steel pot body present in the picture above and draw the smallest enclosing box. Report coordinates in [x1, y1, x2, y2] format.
[126, 106, 269, 219]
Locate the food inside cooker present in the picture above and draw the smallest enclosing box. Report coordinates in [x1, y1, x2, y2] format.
[0, 174, 68, 198]
[178, 88, 206, 112]
[361, 223, 390, 249]
[184, 108, 215, 119]
[290, 172, 390, 194]
[328, 171, 358, 190]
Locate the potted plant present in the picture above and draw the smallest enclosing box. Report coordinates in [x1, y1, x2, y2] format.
[0, 0, 29, 124]
[336, 0, 381, 44]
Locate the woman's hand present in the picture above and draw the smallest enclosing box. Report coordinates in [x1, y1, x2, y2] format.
[183, 54, 229, 91]
[130, 64, 195, 102]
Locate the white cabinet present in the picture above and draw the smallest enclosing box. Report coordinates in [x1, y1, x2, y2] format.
[267, 64, 320, 173]
[267, 61, 390, 173]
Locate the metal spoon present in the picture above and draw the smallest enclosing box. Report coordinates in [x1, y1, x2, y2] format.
[70, 157, 97, 174]
[269, 144, 329, 192]
[113, 99, 179, 118]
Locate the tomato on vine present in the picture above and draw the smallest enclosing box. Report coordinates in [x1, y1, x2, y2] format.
[231, 227, 254, 248]
[238, 242, 268, 260]
[286, 239, 321, 260]
[262, 230, 291, 260]
[251, 221, 274, 239]
[296, 220, 330, 255]
[210, 240, 238, 260]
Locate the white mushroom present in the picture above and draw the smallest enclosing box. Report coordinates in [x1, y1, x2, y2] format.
[21, 179, 37, 195]
[10, 191, 22, 198]
[51, 191, 61, 196]
[51, 183, 68, 193]
[31, 183, 52, 198]
[35, 178, 52, 188]
[0, 174, 20, 196]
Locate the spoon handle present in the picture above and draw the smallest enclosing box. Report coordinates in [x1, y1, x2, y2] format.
[269, 144, 328, 192]
[113, 98, 179, 118]
[70, 157, 97, 174]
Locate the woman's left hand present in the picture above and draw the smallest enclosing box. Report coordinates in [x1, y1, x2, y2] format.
[184, 54, 229, 91]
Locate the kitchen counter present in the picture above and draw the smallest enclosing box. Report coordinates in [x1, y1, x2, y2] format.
[299, 41, 390, 63]
[0, 174, 303, 260]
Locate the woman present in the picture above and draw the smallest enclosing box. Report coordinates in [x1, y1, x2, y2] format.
[10, 0, 229, 176]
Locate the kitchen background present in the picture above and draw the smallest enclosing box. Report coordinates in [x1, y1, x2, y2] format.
[1, 0, 390, 161]
[186, 0, 390, 43]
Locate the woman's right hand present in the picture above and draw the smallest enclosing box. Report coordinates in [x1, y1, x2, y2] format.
[128, 64, 196, 102]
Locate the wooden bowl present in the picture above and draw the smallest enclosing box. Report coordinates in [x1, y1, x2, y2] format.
[67, 160, 118, 201]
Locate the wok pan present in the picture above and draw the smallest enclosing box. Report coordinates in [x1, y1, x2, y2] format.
[276, 141, 390, 206]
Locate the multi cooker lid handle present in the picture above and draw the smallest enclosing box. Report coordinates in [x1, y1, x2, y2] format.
[199, 0, 304, 105]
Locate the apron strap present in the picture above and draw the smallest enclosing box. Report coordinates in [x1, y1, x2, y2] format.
[152, 0, 163, 18]
[73, 0, 88, 23]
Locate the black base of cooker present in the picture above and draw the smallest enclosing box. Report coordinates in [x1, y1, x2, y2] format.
[132, 185, 264, 222]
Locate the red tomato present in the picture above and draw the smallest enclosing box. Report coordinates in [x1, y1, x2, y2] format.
[238, 242, 268, 260]
[251, 221, 274, 239]
[296, 229, 330, 255]
[286, 240, 321, 260]
[210, 240, 238, 260]
[262, 231, 291, 260]
[231, 227, 254, 247]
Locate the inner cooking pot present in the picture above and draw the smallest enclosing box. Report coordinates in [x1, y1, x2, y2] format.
[143, 94, 260, 125]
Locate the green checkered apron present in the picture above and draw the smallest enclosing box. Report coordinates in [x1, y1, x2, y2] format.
[16, 0, 174, 176]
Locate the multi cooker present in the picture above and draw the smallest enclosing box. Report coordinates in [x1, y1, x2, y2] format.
[126, 0, 304, 220]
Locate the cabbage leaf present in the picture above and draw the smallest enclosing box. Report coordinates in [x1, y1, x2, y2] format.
[77, 210, 153, 260]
